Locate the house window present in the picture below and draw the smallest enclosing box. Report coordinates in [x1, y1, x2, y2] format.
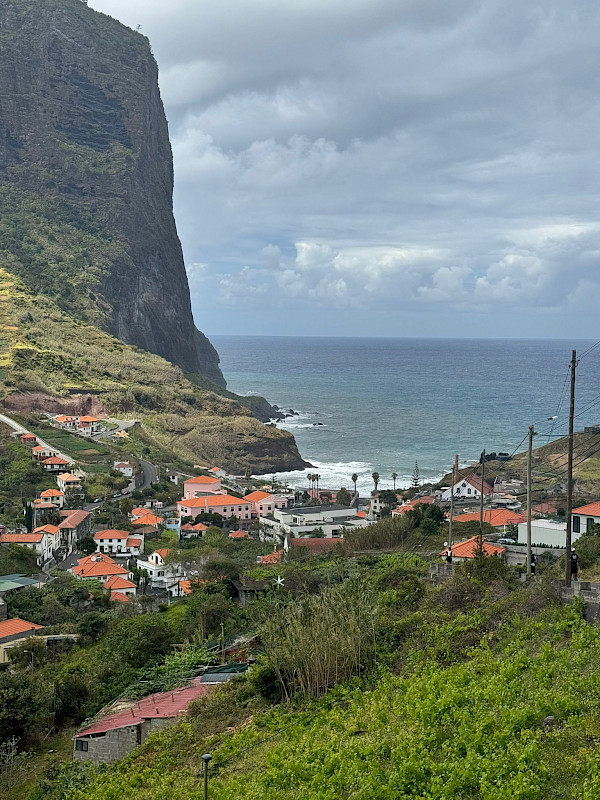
[467, 488, 472, 495]
[573, 516, 581, 534]
[75, 740, 88, 751]
[587, 517, 595, 532]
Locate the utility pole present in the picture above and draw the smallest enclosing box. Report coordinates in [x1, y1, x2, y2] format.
[479, 450, 486, 548]
[527, 425, 534, 576]
[202, 753, 212, 800]
[448, 454, 458, 549]
[565, 349, 578, 586]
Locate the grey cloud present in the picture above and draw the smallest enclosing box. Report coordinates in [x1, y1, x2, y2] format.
[89, 0, 600, 336]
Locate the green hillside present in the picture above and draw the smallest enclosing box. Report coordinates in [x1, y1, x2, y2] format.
[0, 267, 305, 473]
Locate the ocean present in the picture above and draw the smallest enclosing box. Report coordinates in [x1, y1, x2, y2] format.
[211, 337, 600, 494]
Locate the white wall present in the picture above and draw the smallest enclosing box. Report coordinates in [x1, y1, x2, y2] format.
[517, 519, 577, 548]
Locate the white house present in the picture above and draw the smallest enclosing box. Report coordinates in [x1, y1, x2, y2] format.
[56, 473, 83, 494]
[113, 461, 134, 478]
[0, 530, 55, 565]
[261, 504, 372, 539]
[441, 475, 494, 502]
[572, 502, 600, 535]
[517, 518, 572, 548]
[136, 549, 183, 590]
[38, 488, 65, 508]
[93, 529, 144, 557]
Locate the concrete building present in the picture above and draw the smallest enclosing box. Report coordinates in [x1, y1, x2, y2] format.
[113, 461, 134, 478]
[58, 510, 91, 554]
[136, 549, 183, 590]
[56, 473, 83, 494]
[73, 678, 213, 764]
[517, 518, 571, 548]
[0, 617, 44, 664]
[39, 488, 65, 509]
[0, 530, 55, 565]
[262, 504, 371, 538]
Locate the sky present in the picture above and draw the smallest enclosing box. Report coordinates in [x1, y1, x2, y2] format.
[88, 0, 600, 338]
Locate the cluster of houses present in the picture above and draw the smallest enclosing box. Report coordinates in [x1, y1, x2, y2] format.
[52, 414, 103, 436]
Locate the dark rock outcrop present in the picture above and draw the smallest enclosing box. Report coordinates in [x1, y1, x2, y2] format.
[0, 0, 224, 385]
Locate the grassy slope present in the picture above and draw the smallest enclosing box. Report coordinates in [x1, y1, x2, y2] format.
[0, 268, 303, 473]
[61, 600, 600, 800]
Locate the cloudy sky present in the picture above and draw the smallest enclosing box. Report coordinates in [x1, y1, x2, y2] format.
[89, 0, 600, 338]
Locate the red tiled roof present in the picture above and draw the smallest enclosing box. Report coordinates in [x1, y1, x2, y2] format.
[32, 445, 51, 453]
[0, 617, 43, 640]
[179, 579, 192, 595]
[185, 475, 221, 485]
[229, 530, 251, 539]
[454, 509, 522, 527]
[181, 522, 208, 532]
[33, 524, 60, 535]
[0, 532, 44, 544]
[572, 502, 600, 517]
[459, 475, 494, 495]
[57, 473, 80, 482]
[178, 495, 250, 509]
[244, 490, 272, 502]
[110, 591, 130, 602]
[132, 512, 161, 526]
[59, 510, 90, 529]
[78, 416, 99, 423]
[93, 529, 130, 541]
[258, 551, 283, 564]
[126, 537, 142, 548]
[104, 575, 136, 590]
[442, 536, 505, 559]
[76, 678, 213, 737]
[210, 467, 221, 473]
[40, 489, 64, 498]
[43, 457, 69, 466]
[33, 500, 55, 509]
[289, 538, 341, 552]
[73, 554, 128, 578]
[154, 548, 170, 559]
[356, 510, 366, 518]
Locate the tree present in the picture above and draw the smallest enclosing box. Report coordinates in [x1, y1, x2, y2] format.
[351, 473, 358, 497]
[412, 461, 421, 489]
[379, 490, 398, 508]
[337, 488, 352, 506]
[372, 472, 380, 493]
[78, 537, 96, 556]
[392, 472, 398, 491]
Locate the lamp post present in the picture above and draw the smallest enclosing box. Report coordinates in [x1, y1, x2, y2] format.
[202, 753, 212, 800]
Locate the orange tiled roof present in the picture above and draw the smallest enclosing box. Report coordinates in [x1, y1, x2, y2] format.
[153, 548, 170, 559]
[454, 509, 522, 527]
[244, 490, 272, 502]
[33, 524, 60, 535]
[258, 551, 283, 564]
[179, 579, 192, 595]
[93, 529, 130, 541]
[59, 510, 90, 529]
[74, 555, 128, 579]
[572, 502, 600, 517]
[185, 475, 220, 485]
[178, 495, 250, 508]
[442, 536, 505, 559]
[32, 445, 50, 453]
[104, 575, 136, 590]
[43, 457, 69, 465]
[0, 532, 44, 544]
[78, 416, 99, 423]
[0, 618, 43, 640]
[57, 473, 80, 482]
[229, 530, 251, 539]
[132, 512, 161, 526]
[40, 489, 64, 498]
[110, 591, 130, 602]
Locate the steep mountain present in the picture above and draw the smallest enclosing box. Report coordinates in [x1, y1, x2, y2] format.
[0, 268, 308, 472]
[0, 0, 223, 383]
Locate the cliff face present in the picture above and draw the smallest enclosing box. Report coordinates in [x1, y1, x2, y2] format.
[0, 0, 224, 385]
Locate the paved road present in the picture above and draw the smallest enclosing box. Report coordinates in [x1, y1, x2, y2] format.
[139, 459, 157, 491]
[91, 417, 138, 441]
[0, 412, 75, 465]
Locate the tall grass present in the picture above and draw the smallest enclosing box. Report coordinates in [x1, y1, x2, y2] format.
[262, 583, 377, 701]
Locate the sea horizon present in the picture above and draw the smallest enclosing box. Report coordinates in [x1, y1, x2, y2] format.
[212, 335, 600, 494]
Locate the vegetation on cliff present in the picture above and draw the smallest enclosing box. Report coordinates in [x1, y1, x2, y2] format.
[0, 268, 306, 472]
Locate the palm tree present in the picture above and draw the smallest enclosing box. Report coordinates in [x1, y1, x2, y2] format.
[308, 473, 315, 498]
[315, 473, 320, 500]
[392, 472, 398, 491]
[351, 473, 358, 496]
[372, 471, 380, 493]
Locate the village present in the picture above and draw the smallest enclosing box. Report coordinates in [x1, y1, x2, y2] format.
[1, 408, 600, 770]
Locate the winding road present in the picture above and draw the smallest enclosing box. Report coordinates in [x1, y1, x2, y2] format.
[0, 412, 75, 465]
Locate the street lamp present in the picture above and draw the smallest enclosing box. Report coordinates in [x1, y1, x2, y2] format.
[202, 753, 212, 800]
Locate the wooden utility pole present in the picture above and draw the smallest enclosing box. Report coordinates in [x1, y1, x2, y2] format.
[479, 450, 486, 548]
[565, 349, 578, 585]
[448, 454, 458, 549]
[526, 425, 534, 576]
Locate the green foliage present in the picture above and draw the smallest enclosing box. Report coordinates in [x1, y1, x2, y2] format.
[261, 582, 377, 701]
[336, 487, 352, 506]
[0, 429, 53, 522]
[344, 515, 413, 551]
